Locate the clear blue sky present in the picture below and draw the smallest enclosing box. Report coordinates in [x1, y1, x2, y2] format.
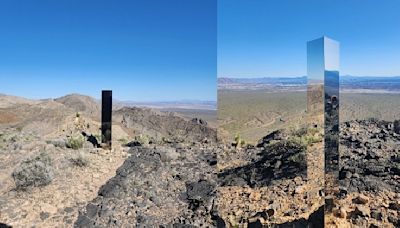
[0, 0, 216, 101]
[218, 0, 400, 78]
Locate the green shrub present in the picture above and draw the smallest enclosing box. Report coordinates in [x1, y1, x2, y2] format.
[288, 152, 304, 164]
[305, 135, 322, 144]
[66, 135, 85, 150]
[12, 152, 54, 190]
[135, 134, 150, 145]
[291, 126, 308, 137]
[233, 133, 244, 148]
[307, 127, 320, 136]
[289, 134, 322, 147]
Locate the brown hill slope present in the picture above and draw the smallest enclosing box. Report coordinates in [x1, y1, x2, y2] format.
[55, 94, 100, 118]
[114, 107, 217, 143]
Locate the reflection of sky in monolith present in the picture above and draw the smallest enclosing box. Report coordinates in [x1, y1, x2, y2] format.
[307, 37, 339, 85]
[307, 36, 340, 215]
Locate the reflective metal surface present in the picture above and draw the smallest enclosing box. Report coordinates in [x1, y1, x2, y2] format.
[307, 36, 340, 220]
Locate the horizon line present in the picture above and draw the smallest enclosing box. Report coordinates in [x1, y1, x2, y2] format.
[218, 75, 400, 79]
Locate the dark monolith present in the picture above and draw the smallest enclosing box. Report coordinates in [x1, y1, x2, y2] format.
[101, 90, 112, 149]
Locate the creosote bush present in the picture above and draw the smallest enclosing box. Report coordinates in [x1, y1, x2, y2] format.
[12, 152, 54, 190]
[135, 134, 150, 145]
[66, 135, 85, 150]
[233, 133, 246, 148]
[288, 125, 322, 146]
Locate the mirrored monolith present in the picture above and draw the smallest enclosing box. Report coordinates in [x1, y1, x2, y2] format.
[307, 36, 340, 220]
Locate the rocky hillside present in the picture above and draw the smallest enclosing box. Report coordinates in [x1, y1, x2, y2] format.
[0, 94, 100, 135]
[114, 107, 217, 143]
[326, 119, 400, 227]
[216, 119, 400, 227]
[75, 142, 219, 227]
[217, 135, 323, 227]
[55, 94, 101, 118]
[1, 93, 399, 227]
[0, 93, 219, 227]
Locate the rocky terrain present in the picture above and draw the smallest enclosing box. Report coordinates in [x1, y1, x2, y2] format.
[0, 93, 218, 227]
[326, 119, 400, 228]
[216, 129, 324, 227]
[1, 93, 399, 227]
[114, 107, 216, 143]
[215, 119, 399, 227]
[75, 142, 219, 227]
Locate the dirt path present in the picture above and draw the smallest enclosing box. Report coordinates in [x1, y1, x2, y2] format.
[0, 145, 128, 227]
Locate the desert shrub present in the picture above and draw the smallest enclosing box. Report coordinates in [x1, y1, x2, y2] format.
[135, 134, 150, 145]
[307, 127, 320, 136]
[291, 126, 308, 137]
[288, 152, 304, 163]
[305, 134, 322, 144]
[289, 136, 308, 147]
[12, 152, 54, 190]
[289, 134, 322, 147]
[76, 112, 80, 118]
[70, 152, 89, 167]
[233, 133, 244, 148]
[66, 135, 85, 150]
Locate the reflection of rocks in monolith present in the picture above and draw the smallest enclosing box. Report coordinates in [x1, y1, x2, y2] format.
[307, 36, 340, 219]
[101, 90, 112, 149]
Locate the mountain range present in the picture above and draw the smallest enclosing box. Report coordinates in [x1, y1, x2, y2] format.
[218, 75, 400, 92]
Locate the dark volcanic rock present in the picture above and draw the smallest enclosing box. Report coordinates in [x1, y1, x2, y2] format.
[339, 120, 400, 193]
[75, 144, 218, 227]
[256, 130, 288, 147]
[219, 140, 306, 187]
[0, 223, 12, 228]
[191, 118, 208, 126]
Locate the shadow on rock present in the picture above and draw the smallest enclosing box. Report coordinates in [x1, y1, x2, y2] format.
[246, 206, 323, 228]
[218, 140, 307, 187]
[274, 205, 324, 228]
[0, 224, 12, 228]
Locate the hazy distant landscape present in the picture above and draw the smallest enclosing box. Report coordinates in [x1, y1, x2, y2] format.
[218, 76, 400, 142]
[218, 75, 400, 92]
[114, 100, 217, 127]
[217, 75, 400, 227]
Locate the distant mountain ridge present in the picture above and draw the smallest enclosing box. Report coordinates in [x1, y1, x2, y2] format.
[218, 76, 307, 85]
[218, 75, 400, 92]
[113, 100, 216, 110]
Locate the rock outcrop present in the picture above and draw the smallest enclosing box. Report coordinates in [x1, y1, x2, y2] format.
[114, 107, 217, 143]
[75, 143, 218, 227]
